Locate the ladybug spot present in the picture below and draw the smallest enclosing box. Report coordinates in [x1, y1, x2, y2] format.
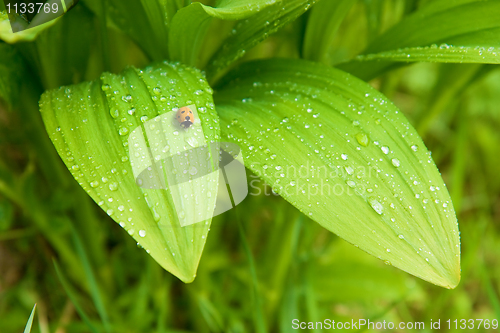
[181, 111, 185, 113]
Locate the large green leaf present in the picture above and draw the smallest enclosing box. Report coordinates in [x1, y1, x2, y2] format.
[338, 0, 500, 80]
[214, 59, 461, 288]
[302, 0, 354, 63]
[168, 0, 279, 67]
[40, 61, 220, 282]
[204, 0, 318, 80]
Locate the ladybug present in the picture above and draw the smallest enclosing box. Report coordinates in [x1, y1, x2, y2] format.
[176, 106, 195, 128]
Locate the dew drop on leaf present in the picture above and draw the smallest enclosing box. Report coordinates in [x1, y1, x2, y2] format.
[355, 132, 370, 147]
[369, 197, 384, 215]
[110, 109, 119, 118]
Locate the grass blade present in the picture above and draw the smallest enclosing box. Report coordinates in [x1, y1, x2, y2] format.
[70, 224, 111, 332]
[53, 260, 101, 333]
[235, 207, 267, 333]
[23, 304, 36, 333]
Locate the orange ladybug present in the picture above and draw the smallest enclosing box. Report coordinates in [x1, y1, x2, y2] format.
[176, 106, 195, 128]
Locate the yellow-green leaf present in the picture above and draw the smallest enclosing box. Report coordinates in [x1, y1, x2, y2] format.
[339, 0, 500, 80]
[168, 0, 279, 67]
[215, 59, 461, 288]
[40, 61, 220, 282]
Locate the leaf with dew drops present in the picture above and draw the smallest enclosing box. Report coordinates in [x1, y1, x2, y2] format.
[338, 0, 500, 80]
[168, 0, 280, 68]
[40, 61, 220, 282]
[204, 0, 318, 80]
[214, 59, 461, 288]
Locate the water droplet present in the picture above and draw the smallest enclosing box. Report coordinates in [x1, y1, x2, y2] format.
[109, 182, 118, 191]
[369, 198, 384, 215]
[411, 144, 419, 152]
[187, 137, 198, 147]
[355, 133, 370, 147]
[153, 209, 161, 222]
[119, 127, 129, 136]
[90, 181, 99, 188]
[139, 230, 146, 237]
[381, 146, 390, 154]
[153, 87, 161, 95]
[110, 109, 119, 118]
[122, 95, 132, 102]
[341, 154, 348, 160]
[392, 158, 400, 167]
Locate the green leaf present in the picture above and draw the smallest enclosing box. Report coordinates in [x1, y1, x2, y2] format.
[40, 61, 221, 282]
[0, 10, 60, 43]
[338, 0, 500, 80]
[302, 0, 354, 63]
[204, 0, 318, 80]
[0, 43, 26, 110]
[23, 304, 36, 333]
[214, 59, 461, 288]
[168, 0, 279, 67]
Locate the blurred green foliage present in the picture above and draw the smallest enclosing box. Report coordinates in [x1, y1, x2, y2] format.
[0, 0, 499, 332]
